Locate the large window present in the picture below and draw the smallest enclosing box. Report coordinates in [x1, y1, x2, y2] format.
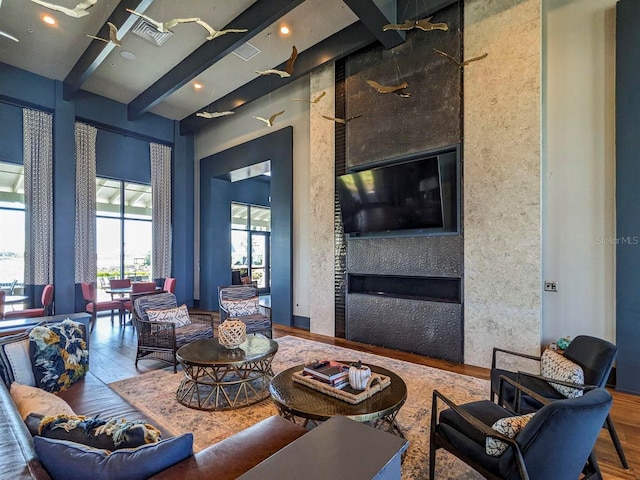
[231, 203, 270, 291]
[0, 162, 25, 293]
[96, 178, 152, 292]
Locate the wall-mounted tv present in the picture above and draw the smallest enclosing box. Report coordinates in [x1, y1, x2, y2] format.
[337, 156, 445, 234]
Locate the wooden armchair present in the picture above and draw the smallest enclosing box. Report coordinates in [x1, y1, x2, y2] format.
[131, 292, 214, 372]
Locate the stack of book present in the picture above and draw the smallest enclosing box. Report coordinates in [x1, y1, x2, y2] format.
[302, 360, 350, 389]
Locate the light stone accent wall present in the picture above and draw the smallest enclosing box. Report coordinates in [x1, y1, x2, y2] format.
[464, 0, 542, 368]
[309, 64, 336, 335]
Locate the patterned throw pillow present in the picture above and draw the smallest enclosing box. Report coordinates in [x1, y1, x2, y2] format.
[540, 349, 584, 398]
[37, 414, 161, 450]
[225, 298, 260, 316]
[0, 333, 36, 387]
[486, 413, 535, 457]
[146, 304, 191, 327]
[10, 383, 75, 420]
[29, 320, 89, 393]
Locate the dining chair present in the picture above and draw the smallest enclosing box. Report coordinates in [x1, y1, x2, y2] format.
[122, 282, 159, 319]
[0, 291, 5, 319]
[81, 282, 124, 333]
[163, 277, 176, 294]
[4, 284, 54, 319]
[108, 278, 131, 300]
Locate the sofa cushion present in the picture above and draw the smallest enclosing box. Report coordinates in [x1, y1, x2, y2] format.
[34, 433, 193, 480]
[10, 383, 75, 420]
[29, 320, 89, 393]
[0, 332, 37, 387]
[540, 349, 584, 398]
[37, 414, 161, 450]
[146, 304, 191, 327]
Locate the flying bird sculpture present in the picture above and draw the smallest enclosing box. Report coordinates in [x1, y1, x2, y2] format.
[253, 111, 285, 127]
[291, 91, 326, 104]
[196, 111, 235, 119]
[366, 80, 411, 98]
[256, 46, 298, 78]
[86, 22, 121, 46]
[126, 9, 202, 33]
[193, 20, 247, 41]
[433, 48, 488, 67]
[30, 0, 97, 18]
[383, 17, 448, 32]
[321, 114, 362, 124]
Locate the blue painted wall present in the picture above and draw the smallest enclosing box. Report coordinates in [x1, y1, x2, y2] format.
[199, 128, 293, 326]
[0, 62, 195, 313]
[616, 0, 640, 394]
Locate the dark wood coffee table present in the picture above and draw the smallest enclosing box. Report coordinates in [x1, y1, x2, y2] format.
[270, 363, 407, 437]
[176, 336, 278, 411]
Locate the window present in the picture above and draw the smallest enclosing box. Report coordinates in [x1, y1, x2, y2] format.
[96, 178, 152, 295]
[0, 162, 25, 293]
[231, 203, 270, 291]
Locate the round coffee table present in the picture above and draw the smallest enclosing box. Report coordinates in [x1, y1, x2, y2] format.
[270, 363, 407, 437]
[176, 336, 278, 411]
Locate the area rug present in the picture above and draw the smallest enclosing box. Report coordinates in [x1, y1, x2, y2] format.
[109, 336, 487, 479]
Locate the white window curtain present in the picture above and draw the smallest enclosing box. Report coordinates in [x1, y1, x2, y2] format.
[150, 143, 172, 279]
[74, 122, 98, 284]
[23, 108, 53, 286]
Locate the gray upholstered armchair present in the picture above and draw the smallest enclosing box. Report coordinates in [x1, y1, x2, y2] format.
[430, 377, 613, 479]
[132, 292, 214, 372]
[218, 285, 272, 338]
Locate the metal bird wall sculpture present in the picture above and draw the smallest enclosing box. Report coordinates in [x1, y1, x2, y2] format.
[433, 48, 488, 67]
[256, 46, 298, 77]
[366, 80, 411, 98]
[291, 91, 326, 104]
[253, 111, 285, 127]
[30, 0, 97, 18]
[383, 17, 448, 32]
[86, 22, 121, 46]
[196, 111, 235, 119]
[194, 20, 247, 41]
[321, 114, 363, 124]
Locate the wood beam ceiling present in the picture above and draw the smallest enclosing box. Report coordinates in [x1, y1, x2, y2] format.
[127, 0, 306, 121]
[63, 0, 155, 101]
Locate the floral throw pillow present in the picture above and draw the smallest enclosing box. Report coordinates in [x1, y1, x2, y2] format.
[146, 304, 191, 328]
[540, 349, 584, 398]
[225, 298, 259, 316]
[486, 413, 535, 457]
[29, 320, 89, 393]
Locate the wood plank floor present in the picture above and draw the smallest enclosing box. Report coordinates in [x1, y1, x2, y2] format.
[89, 317, 640, 479]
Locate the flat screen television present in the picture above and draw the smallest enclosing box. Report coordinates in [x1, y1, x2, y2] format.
[337, 156, 444, 234]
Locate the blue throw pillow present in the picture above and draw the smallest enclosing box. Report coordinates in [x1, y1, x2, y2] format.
[34, 433, 193, 480]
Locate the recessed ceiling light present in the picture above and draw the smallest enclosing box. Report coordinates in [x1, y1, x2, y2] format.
[42, 15, 57, 26]
[193, 82, 204, 90]
[120, 51, 136, 61]
[279, 25, 290, 36]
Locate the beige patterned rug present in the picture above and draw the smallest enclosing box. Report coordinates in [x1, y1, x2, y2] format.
[109, 336, 487, 479]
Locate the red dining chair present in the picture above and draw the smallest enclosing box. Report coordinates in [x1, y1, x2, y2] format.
[122, 282, 159, 318]
[0, 291, 5, 319]
[4, 284, 54, 319]
[108, 278, 131, 300]
[81, 282, 124, 332]
[163, 277, 176, 294]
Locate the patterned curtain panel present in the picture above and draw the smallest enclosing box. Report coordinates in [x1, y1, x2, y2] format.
[23, 108, 54, 286]
[150, 143, 172, 279]
[74, 123, 98, 284]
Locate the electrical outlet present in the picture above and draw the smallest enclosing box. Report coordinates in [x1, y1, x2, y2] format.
[544, 281, 558, 292]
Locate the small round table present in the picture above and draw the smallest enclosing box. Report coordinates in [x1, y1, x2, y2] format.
[270, 363, 407, 437]
[175, 336, 278, 411]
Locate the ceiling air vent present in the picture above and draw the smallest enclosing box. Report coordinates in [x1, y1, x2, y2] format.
[131, 17, 173, 46]
[232, 42, 261, 61]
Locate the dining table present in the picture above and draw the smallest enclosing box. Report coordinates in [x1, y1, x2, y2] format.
[4, 295, 28, 305]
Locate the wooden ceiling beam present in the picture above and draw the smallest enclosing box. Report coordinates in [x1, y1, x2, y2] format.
[62, 0, 155, 101]
[180, 22, 376, 135]
[127, 0, 305, 121]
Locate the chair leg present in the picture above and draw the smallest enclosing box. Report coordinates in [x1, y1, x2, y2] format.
[605, 414, 629, 469]
[90, 311, 96, 333]
[429, 433, 437, 479]
[582, 451, 603, 479]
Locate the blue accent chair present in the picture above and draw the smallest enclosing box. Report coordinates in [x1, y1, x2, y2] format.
[430, 378, 613, 479]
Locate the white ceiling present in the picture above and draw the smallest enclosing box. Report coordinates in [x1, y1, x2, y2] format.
[0, 0, 359, 121]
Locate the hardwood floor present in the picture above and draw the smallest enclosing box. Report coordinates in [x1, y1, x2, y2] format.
[89, 316, 640, 479]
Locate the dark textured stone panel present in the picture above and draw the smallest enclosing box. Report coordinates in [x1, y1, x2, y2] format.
[346, 294, 462, 362]
[347, 235, 462, 277]
[344, 3, 461, 167]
